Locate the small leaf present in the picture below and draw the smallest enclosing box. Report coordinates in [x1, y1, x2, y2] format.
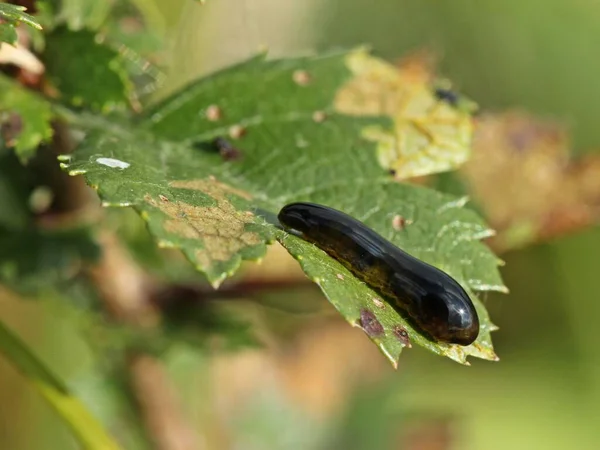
[0, 74, 53, 162]
[43, 27, 132, 111]
[0, 3, 42, 36]
[0, 318, 121, 449]
[0, 23, 18, 46]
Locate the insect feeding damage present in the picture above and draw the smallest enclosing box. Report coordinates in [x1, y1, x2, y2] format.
[359, 308, 384, 337]
[144, 178, 260, 273]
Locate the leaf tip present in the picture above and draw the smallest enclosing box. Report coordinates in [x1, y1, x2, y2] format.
[209, 272, 228, 289]
[377, 342, 399, 370]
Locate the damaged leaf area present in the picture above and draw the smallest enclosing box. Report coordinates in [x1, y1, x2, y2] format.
[142, 180, 266, 287]
[335, 50, 474, 180]
[62, 49, 504, 364]
[462, 113, 600, 251]
[61, 134, 272, 288]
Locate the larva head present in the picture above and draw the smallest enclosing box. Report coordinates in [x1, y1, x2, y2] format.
[417, 282, 479, 346]
[278, 202, 329, 234]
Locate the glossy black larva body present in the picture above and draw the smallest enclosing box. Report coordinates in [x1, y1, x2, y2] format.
[278, 203, 479, 346]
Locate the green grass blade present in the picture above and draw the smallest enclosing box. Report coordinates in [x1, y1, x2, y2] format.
[0, 319, 122, 450]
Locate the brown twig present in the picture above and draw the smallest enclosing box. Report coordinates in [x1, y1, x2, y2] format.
[86, 231, 203, 450]
[87, 231, 159, 326]
[128, 354, 202, 450]
[150, 277, 315, 311]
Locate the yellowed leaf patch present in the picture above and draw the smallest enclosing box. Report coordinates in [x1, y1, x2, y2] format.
[335, 49, 473, 180]
[144, 178, 260, 276]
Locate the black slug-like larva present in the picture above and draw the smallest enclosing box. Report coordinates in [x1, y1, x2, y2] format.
[278, 203, 479, 345]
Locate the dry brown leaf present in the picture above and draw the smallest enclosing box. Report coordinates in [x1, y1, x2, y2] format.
[461, 112, 600, 251]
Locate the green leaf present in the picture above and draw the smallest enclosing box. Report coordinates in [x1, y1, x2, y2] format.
[43, 27, 132, 111]
[59, 0, 113, 30]
[0, 22, 18, 45]
[0, 74, 53, 162]
[71, 369, 151, 450]
[61, 49, 505, 364]
[0, 4, 42, 45]
[323, 378, 405, 450]
[41, 0, 113, 31]
[0, 225, 101, 294]
[0, 318, 121, 449]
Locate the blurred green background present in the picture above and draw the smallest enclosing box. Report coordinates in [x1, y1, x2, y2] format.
[2, 0, 600, 449]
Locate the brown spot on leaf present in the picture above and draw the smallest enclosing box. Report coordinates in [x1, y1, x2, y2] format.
[212, 137, 243, 161]
[392, 215, 406, 230]
[312, 111, 326, 123]
[293, 70, 311, 86]
[159, 194, 169, 202]
[393, 325, 411, 348]
[229, 124, 246, 139]
[359, 309, 384, 337]
[336, 273, 344, 280]
[206, 104, 222, 121]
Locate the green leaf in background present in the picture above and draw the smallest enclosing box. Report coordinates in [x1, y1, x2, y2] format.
[43, 27, 132, 111]
[156, 296, 260, 352]
[61, 49, 505, 364]
[0, 21, 18, 46]
[0, 74, 53, 162]
[0, 4, 42, 45]
[59, 0, 113, 30]
[0, 226, 101, 294]
[0, 318, 121, 450]
[321, 377, 405, 450]
[0, 149, 32, 228]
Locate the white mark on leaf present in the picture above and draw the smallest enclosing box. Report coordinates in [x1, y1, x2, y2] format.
[96, 157, 130, 169]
